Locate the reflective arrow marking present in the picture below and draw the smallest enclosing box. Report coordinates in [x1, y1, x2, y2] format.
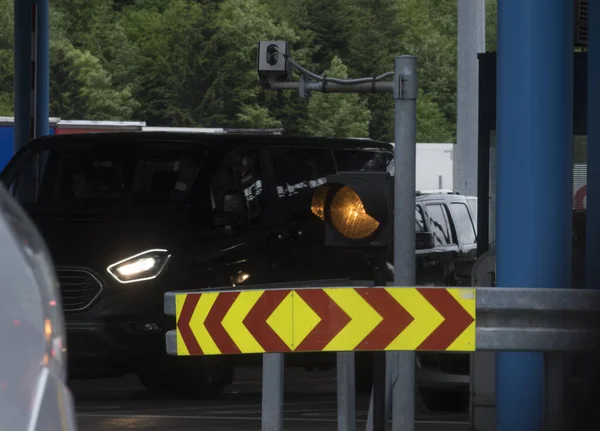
[322, 288, 381, 351]
[205, 292, 241, 354]
[446, 288, 476, 351]
[192, 292, 221, 355]
[354, 288, 414, 350]
[244, 289, 291, 352]
[417, 288, 475, 350]
[176, 294, 202, 355]
[221, 290, 265, 354]
[294, 289, 349, 351]
[385, 288, 444, 350]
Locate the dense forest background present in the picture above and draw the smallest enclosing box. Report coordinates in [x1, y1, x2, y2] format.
[0, 0, 497, 142]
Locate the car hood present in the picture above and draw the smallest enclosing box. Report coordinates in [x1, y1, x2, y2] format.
[27, 211, 207, 268]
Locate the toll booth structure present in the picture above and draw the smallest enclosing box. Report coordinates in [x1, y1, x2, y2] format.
[476, 52, 587, 281]
[474, 51, 590, 430]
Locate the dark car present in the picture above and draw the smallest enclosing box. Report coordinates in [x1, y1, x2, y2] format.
[0, 132, 476, 409]
[0, 131, 396, 395]
[355, 190, 478, 412]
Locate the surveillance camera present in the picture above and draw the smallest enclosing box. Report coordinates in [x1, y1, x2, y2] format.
[257, 41, 293, 88]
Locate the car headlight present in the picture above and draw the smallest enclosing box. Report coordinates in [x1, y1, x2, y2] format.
[107, 249, 171, 284]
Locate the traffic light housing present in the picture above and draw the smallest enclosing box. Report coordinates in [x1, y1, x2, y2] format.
[311, 172, 393, 249]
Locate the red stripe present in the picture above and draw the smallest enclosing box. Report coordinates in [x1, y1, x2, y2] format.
[176, 294, 203, 355]
[416, 288, 474, 350]
[355, 288, 414, 350]
[204, 292, 241, 354]
[294, 289, 351, 351]
[242, 290, 291, 352]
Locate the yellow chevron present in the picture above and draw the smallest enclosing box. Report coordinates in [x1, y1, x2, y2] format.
[175, 294, 190, 356]
[446, 288, 476, 351]
[221, 290, 265, 353]
[190, 292, 221, 354]
[385, 287, 444, 350]
[322, 287, 382, 351]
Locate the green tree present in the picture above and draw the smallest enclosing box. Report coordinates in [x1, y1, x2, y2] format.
[195, 0, 298, 128]
[49, 39, 139, 119]
[300, 56, 371, 138]
[486, 0, 497, 52]
[0, 0, 14, 115]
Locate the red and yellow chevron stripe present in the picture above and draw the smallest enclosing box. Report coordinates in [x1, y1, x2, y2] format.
[175, 287, 475, 355]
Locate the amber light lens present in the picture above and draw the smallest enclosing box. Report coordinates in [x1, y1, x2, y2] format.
[311, 186, 330, 220]
[330, 186, 380, 240]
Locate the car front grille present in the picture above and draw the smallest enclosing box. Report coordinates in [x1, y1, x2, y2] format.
[55, 269, 103, 312]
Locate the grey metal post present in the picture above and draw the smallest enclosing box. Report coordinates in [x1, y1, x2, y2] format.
[262, 353, 284, 431]
[337, 352, 356, 431]
[454, 0, 485, 196]
[391, 55, 418, 431]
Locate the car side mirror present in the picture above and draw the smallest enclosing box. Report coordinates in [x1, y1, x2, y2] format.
[416, 231, 435, 250]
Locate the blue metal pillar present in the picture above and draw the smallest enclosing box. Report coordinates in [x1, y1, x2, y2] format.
[14, 0, 32, 153]
[496, 1, 573, 431]
[35, 0, 49, 138]
[13, 0, 50, 153]
[587, 0, 600, 290]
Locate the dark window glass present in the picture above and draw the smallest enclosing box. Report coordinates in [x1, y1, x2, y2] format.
[451, 203, 476, 244]
[10, 144, 207, 209]
[334, 150, 393, 173]
[271, 148, 336, 220]
[211, 150, 263, 224]
[416, 206, 426, 232]
[11, 150, 51, 203]
[425, 203, 456, 246]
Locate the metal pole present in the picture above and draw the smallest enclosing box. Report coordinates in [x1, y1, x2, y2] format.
[269, 81, 393, 94]
[455, 0, 485, 196]
[262, 353, 284, 431]
[391, 55, 418, 431]
[337, 352, 356, 431]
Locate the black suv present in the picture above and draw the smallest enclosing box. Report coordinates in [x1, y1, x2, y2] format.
[0, 132, 396, 394]
[1, 132, 476, 408]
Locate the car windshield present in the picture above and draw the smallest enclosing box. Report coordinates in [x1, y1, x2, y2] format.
[10, 142, 208, 213]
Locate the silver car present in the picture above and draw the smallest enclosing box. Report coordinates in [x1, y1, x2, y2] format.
[0, 183, 77, 430]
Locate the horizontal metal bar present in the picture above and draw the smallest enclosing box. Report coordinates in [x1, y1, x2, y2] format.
[476, 328, 599, 352]
[268, 81, 394, 94]
[164, 286, 600, 353]
[476, 287, 600, 312]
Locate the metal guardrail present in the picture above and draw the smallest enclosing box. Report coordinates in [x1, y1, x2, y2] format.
[164, 283, 600, 354]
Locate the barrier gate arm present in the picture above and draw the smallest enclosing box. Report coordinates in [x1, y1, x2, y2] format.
[163, 284, 600, 431]
[165, 285, 600, 354]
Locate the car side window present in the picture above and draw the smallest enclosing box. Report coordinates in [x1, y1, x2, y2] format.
[334, 150, 393, 172]
[416, 206, 426, 232]
[425, 203, 456, 246]
[211, 149, 264, 224]
[451, 202, 476, 244]
[10, 150, 51, 204]
[271, 148, 336, 221]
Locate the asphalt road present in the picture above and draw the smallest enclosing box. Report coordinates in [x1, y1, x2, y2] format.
[72, 367, 469, 431]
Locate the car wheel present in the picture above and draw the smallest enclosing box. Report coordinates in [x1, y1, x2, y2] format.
[419, 387, 469, 413]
